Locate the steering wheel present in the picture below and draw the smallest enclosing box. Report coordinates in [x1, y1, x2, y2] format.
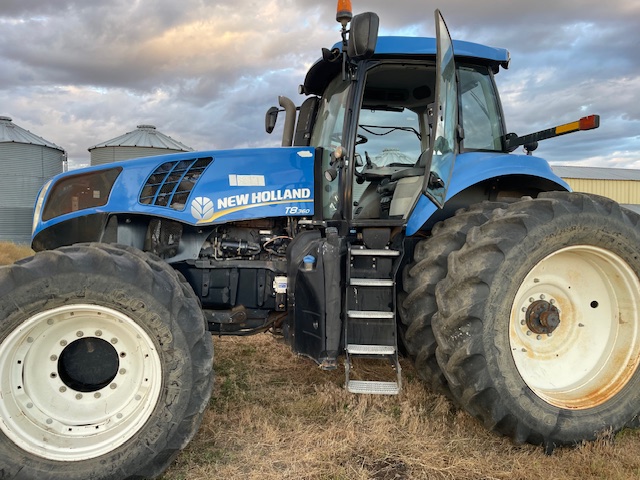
[330, 133, 368, 146]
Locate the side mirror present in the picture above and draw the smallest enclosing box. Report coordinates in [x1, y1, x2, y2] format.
[265, 106, 279, 134]
[348, 12, 379, 60]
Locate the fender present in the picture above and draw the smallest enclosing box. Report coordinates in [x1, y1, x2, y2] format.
[406, 151, 570, 236]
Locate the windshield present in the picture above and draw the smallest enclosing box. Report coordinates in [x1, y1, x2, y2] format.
[311, 75, 351, 219]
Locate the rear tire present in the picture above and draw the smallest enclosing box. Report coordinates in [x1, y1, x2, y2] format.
[0, 244, 214, 479]
[399, 202, 504, 396]
[433, 192, 640, 447]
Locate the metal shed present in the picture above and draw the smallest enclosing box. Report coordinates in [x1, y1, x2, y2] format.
[0, 116, 65, 244]
[552, 165, 640, 207]
[89, 124, 192, 166]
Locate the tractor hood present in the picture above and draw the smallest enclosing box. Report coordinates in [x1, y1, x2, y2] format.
[32, 146, 316, 238]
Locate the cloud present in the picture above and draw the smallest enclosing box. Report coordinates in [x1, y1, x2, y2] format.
[0, 0, 637, 169]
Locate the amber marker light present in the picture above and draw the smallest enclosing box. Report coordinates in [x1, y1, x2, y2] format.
[336, 0, 353, 26]
[556, 115, 600, 135]
[579, 114, 600, 131]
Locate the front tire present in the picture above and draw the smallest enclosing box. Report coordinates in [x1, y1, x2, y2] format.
[0, 244, 214, 479]
[433, 192, 640, 447]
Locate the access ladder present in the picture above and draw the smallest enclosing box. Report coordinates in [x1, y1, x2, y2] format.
[344, 243, 402, 395]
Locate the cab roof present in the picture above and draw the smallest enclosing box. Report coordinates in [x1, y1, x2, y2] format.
[302, 36, 510, 96]
[375, 37, 509, 66]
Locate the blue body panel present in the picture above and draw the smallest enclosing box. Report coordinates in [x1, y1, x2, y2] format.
[33, 147, 316, 237]
[373, 37, 509, 65]
[406, 151, 570, 236]
[331, 36, 509, 66]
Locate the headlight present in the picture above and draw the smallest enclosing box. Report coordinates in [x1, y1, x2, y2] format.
[32, 179, 53, 235]
[41, 167, 122, 222]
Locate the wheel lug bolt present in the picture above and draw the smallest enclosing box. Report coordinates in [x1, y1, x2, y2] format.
[59, 386, 67, 393]
[536, 335, 542, 340]
[60, 340, 67, 347]
[95, 330, 102, 336]
[526, 330, 532, 336]
[540, 294, 546, 300]
[50, 355, 57, 361]
[76, 393, 83, 400]
[76, 331, 84, 338]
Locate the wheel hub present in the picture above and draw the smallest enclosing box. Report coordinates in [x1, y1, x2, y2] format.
[525, 300, 560, 335]
[58, 337, 119, 393]
[510, 245, 640, 409]
[0, 304, 162, 461]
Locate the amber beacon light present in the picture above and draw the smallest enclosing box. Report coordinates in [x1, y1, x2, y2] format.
[336, 0, 353, 26]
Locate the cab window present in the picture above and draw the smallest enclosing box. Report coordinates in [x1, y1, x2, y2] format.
[310, 76, 352, 219]
[459, 65, 504, 151]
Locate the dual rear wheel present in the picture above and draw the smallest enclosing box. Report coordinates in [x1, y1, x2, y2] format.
[402, 192, 640, 447]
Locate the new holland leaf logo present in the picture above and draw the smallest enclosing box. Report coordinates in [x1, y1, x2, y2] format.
[191, 196, 215, 221]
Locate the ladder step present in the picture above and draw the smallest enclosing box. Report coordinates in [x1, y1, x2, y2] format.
[347, 344, 396, 355]
[347, 380, 400, 395]
[350, 278, 394, 287]
[347, 310, 395, 319]
[350, 248, 400, 257]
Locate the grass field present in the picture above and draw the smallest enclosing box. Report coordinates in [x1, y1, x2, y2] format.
[158, 334, 640, 480]
[2, 243, 640, 479]
[0, 241, 33, 265]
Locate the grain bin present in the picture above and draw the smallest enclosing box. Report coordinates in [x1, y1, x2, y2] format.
[89, 124, 192, 166]
[0, 116, 65, 244]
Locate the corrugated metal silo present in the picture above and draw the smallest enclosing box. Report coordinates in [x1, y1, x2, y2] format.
[0, 116, 65, 244]
[89, 124, 193, 166]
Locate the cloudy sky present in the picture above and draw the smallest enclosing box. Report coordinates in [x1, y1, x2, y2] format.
[1, 0, 638, 169]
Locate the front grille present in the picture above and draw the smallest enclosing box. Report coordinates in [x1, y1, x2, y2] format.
[139, 157, 213, 210]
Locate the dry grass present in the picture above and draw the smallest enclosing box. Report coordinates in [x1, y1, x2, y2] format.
[0, 241, 34, 265]
[2, 244, 639, 479]
[162, 334, 640, 480]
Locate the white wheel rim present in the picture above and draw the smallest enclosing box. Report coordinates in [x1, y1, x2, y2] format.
[510, 245, 640, 409]
[0, 304, 163, 461]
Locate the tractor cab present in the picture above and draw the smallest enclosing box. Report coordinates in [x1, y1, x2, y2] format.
[269, 7, 510, 229]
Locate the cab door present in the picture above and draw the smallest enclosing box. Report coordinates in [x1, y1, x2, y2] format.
[422, 10, 458, 207]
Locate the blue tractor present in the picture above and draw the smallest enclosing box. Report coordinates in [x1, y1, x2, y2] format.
[2, 4, 640, 479]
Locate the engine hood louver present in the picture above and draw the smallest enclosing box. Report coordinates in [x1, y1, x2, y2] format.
[139, 157, 213, 210]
